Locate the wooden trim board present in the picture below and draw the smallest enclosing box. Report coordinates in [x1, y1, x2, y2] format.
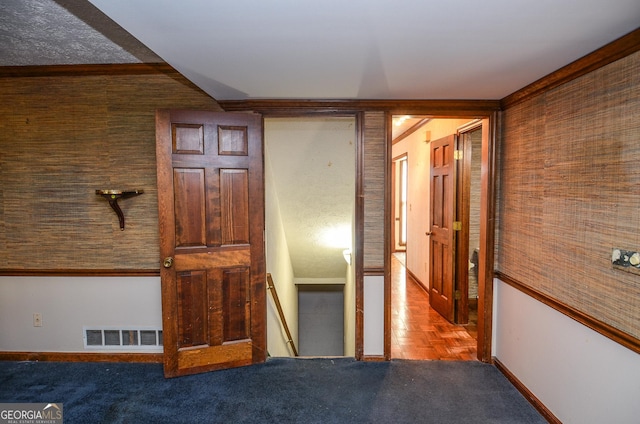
[494, 358, 561, 424]
[0, 351, 163, 363]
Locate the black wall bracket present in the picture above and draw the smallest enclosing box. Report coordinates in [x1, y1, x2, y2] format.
[96, 189, 144, 230]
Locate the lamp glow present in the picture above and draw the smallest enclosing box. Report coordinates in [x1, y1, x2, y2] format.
[320, 224, 352, 248]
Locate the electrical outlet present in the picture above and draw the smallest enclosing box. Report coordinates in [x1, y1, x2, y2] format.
[33, 313, 42, 327]
[612, 248, 640, 276]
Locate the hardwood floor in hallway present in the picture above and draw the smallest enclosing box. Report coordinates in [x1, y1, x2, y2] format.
[391, 253, 478, 360]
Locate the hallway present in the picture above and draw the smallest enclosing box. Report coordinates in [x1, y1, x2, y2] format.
[391, 253, 477, 360]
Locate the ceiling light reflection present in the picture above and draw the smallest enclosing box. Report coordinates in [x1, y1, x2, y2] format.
[320, 224, 352, 249]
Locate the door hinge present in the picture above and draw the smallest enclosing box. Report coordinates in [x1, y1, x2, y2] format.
[454, 290, 462, 300]
[453, 221, 462, 231]
[454, 150, 463, 160]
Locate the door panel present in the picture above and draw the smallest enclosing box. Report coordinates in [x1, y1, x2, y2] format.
[173, 168, 207, 247]
[156, 109, 265, 378]
[177, 270, 208, 347]
[429, 135, 456, 322]
[220, 169, 249, 244]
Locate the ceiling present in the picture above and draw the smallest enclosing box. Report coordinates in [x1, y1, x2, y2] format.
[0, 0, 162, 65]
[1, 0, 638, 101]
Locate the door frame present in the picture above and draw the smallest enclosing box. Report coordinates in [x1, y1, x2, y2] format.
[219, 100, 499, 363]
[391, 153, 408, 253]
[454, 119, 484, 324]
[263, 113, 360, 358]
[384, 111, 498, 363]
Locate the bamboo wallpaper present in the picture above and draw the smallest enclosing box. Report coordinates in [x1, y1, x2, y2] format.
[498, 51, 640, 340]
[362, 112, 386, 271]
[0, 69, 222, 271]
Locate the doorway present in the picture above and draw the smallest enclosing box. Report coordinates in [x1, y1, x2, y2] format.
[155, 106, 495, 374]
[263, 116, 357, 358]
[389, 116, 482, 360]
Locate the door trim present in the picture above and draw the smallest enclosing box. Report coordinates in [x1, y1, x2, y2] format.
[476, 113, 498, 362]
[218, 100, 499, 363]
[391, 153, 408, 253]
[385, 112, 498, 363]
[454, 119, 483, 324]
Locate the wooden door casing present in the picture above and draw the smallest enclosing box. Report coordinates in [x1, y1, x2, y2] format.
[156, 110, 265, 378]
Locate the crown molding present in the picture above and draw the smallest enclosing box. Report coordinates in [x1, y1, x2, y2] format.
[0, 62, 174, 78]
[501, 28, 640, 109]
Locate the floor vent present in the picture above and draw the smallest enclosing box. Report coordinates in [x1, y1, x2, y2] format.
[83, 327, 163, 351]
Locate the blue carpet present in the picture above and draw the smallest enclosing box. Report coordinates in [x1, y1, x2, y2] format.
[0, 358, 546, 423]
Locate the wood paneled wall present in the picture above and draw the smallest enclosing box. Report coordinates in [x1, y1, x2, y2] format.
[0, 67, 222, 272]
[498, 51, 640, 341]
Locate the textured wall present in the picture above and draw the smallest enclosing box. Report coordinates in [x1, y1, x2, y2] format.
[0, 69, 222, 271]
[362, 112, 386, 270]
[498, 51, 640, 340]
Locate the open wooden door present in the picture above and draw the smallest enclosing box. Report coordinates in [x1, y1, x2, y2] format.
[156, 109, 266, 378]
[429, 135, 457, 323]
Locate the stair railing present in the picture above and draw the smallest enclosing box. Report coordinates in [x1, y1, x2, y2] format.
[266, 273, 298, 356]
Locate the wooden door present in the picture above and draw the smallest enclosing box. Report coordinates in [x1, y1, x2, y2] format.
[156, 109, 266, 378]
[429, 135, 456, 322]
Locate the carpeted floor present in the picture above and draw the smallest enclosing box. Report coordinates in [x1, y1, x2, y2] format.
[0, 358, 546, 423]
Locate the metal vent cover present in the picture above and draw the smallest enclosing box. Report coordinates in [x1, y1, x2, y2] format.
[83, 327, 162, 351]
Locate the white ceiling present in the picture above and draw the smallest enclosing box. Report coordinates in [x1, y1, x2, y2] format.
[87, 0, 640, 100]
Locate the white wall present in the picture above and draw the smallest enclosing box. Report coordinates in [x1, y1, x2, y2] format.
[0, 276, 161, 352]
[494, 279, 640, 424]
[264, 149, 298, 357]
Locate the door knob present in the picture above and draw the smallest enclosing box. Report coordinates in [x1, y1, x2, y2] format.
[163, 257, 174, 268]
[425, 232, 432, 236]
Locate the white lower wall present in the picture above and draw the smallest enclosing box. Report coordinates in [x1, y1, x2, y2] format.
[494, 279, 640, 424]
[363, 275, 385, 356]
[0, 276, 162, 352]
